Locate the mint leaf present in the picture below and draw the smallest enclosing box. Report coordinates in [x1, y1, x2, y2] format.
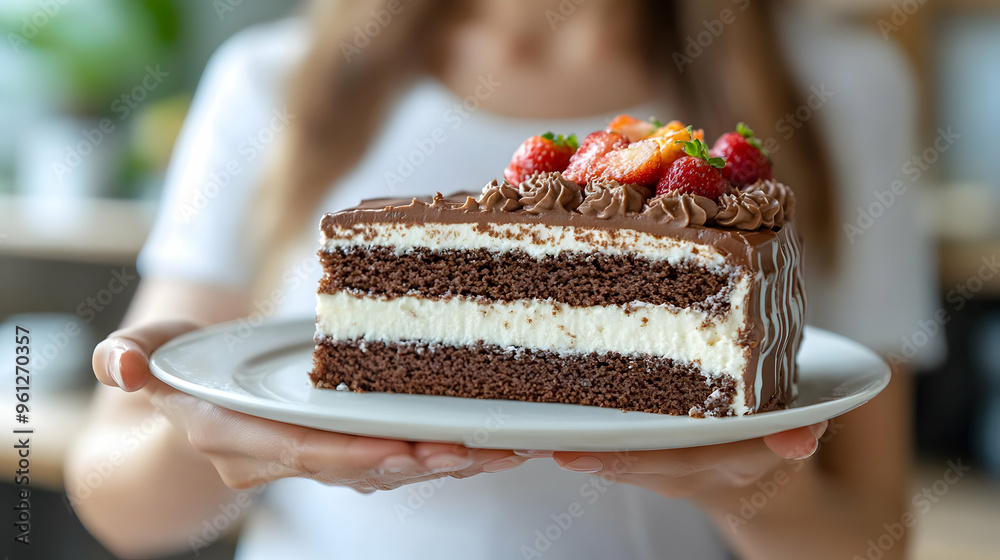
[649, 117, 664, 128]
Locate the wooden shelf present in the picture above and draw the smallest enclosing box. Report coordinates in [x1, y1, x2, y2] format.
[0, 194, 155, 265]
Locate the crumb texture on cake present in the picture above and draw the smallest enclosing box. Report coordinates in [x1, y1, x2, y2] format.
[314, 279, 752, 378]
[319, 245, 733, 310]
[312, 338, 737, 417]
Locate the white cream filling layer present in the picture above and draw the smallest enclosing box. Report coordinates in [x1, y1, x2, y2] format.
[324, 221, 728, 268]
[316, 277, 751, 378]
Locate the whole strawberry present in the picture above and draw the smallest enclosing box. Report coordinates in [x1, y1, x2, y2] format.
[656, 136, 727, 199]
[710, 122, 773, 188]
[503, 132, 579, 185]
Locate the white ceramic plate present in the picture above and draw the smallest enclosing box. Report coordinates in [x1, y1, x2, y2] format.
[149, 319, 889, 451]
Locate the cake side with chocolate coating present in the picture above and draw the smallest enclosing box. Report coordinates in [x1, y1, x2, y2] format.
[311, 172, 804, 416]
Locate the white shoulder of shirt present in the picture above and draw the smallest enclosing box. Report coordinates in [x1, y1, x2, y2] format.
[778, 9, 945, 365]
[137, 19, 307, 289]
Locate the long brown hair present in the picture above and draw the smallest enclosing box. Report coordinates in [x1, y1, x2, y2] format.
[255, 0, 835, 293]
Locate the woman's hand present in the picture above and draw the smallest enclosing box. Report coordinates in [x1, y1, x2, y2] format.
[92, 321, 528, 492]
[546, 421, 828, 509]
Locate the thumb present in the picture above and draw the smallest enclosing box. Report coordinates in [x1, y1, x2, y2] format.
[93, 319, 203, 392]
[762, 421, 828, 460]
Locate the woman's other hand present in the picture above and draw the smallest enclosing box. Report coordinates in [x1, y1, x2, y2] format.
[92, 321, 528, 492]
[549, 422, 828, 507]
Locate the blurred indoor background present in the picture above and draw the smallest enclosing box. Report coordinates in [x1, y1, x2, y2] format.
[0, 0, 998, 558]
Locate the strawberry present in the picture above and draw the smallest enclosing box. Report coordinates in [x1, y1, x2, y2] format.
[710, 122, 773, 188]
[656, 137, 727, 199]
[607, 114, 657, 142]
[648, 120, 691, 139]
[562, 130, 629, 184]
[649, 122, 705, 166]
[503, 132, 579, 185]
[592, 139, 662, 186]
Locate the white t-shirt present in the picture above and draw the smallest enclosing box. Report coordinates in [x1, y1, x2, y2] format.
[138, 14, 940, 560]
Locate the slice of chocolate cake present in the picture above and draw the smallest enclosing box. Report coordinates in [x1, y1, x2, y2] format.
[310, 119, 805, 416]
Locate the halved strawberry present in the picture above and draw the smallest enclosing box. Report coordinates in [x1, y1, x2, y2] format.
[503, 132, 579, 185]
[656, 137, 727, 199]
[562, 131, 629, 184]
[607, 114, 657, 142]
[592, 139, 662, 186]
[647, 119, 687, 139]
[710, 122, 772, 188]
[649, 123, 705, 167]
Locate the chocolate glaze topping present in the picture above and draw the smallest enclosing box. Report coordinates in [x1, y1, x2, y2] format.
[517, 172, 583, 213]
[477, 179, 522, 212]
[579, 181, 650, 218]
[328, 188, 783, 272]
[456, 195, 479, 211]
[743, 179, 796, 223]
[643, 194, 719, 227]
[716, 190, 782, 230]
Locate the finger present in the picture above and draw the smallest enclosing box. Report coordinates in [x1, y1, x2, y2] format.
[380, 448, 529, 480]
[351, 466, 477, 491]
[198, 438, 453, 490]
[513, 450, 554, 458]
[552, 439, 774, 477]
[404, 444, 531, 475]
[378, 447, 526, 477]
[93, 320, 202, 391]
[412, 442, 473, 471]
[351, 449, 531, 492]
[469, 449, 531, 474]
[203, 454, 301, 490]
[148, 391, 422, 480]
[762, 421, 827, 460]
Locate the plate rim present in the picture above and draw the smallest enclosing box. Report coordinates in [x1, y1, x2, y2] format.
[149, 318, 891, 449]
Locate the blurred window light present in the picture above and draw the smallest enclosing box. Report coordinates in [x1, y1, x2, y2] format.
[937, 14, 1000, 190]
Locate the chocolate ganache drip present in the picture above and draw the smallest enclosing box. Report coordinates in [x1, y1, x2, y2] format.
[578, 181, 650, 219]
[477, 179, 522, 212]
[642, 194, 719, 227]
[518, 172, 583, 213]
[715, 190, 782, 230]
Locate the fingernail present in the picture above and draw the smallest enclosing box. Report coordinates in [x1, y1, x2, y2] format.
[481, 457, 522, 473]
[791, 439, 819, 460]
[513, 450, 553, 458]
[377, 455, 423, 475]
[562, 457, 604, 473]
[423, 454, 473, 472]
[107, 343, 126, 390]
[808, 422, 827, 440]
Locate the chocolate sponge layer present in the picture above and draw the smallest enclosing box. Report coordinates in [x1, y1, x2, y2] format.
[319, 246, 731, 310]
[311, 337, 736, 416]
